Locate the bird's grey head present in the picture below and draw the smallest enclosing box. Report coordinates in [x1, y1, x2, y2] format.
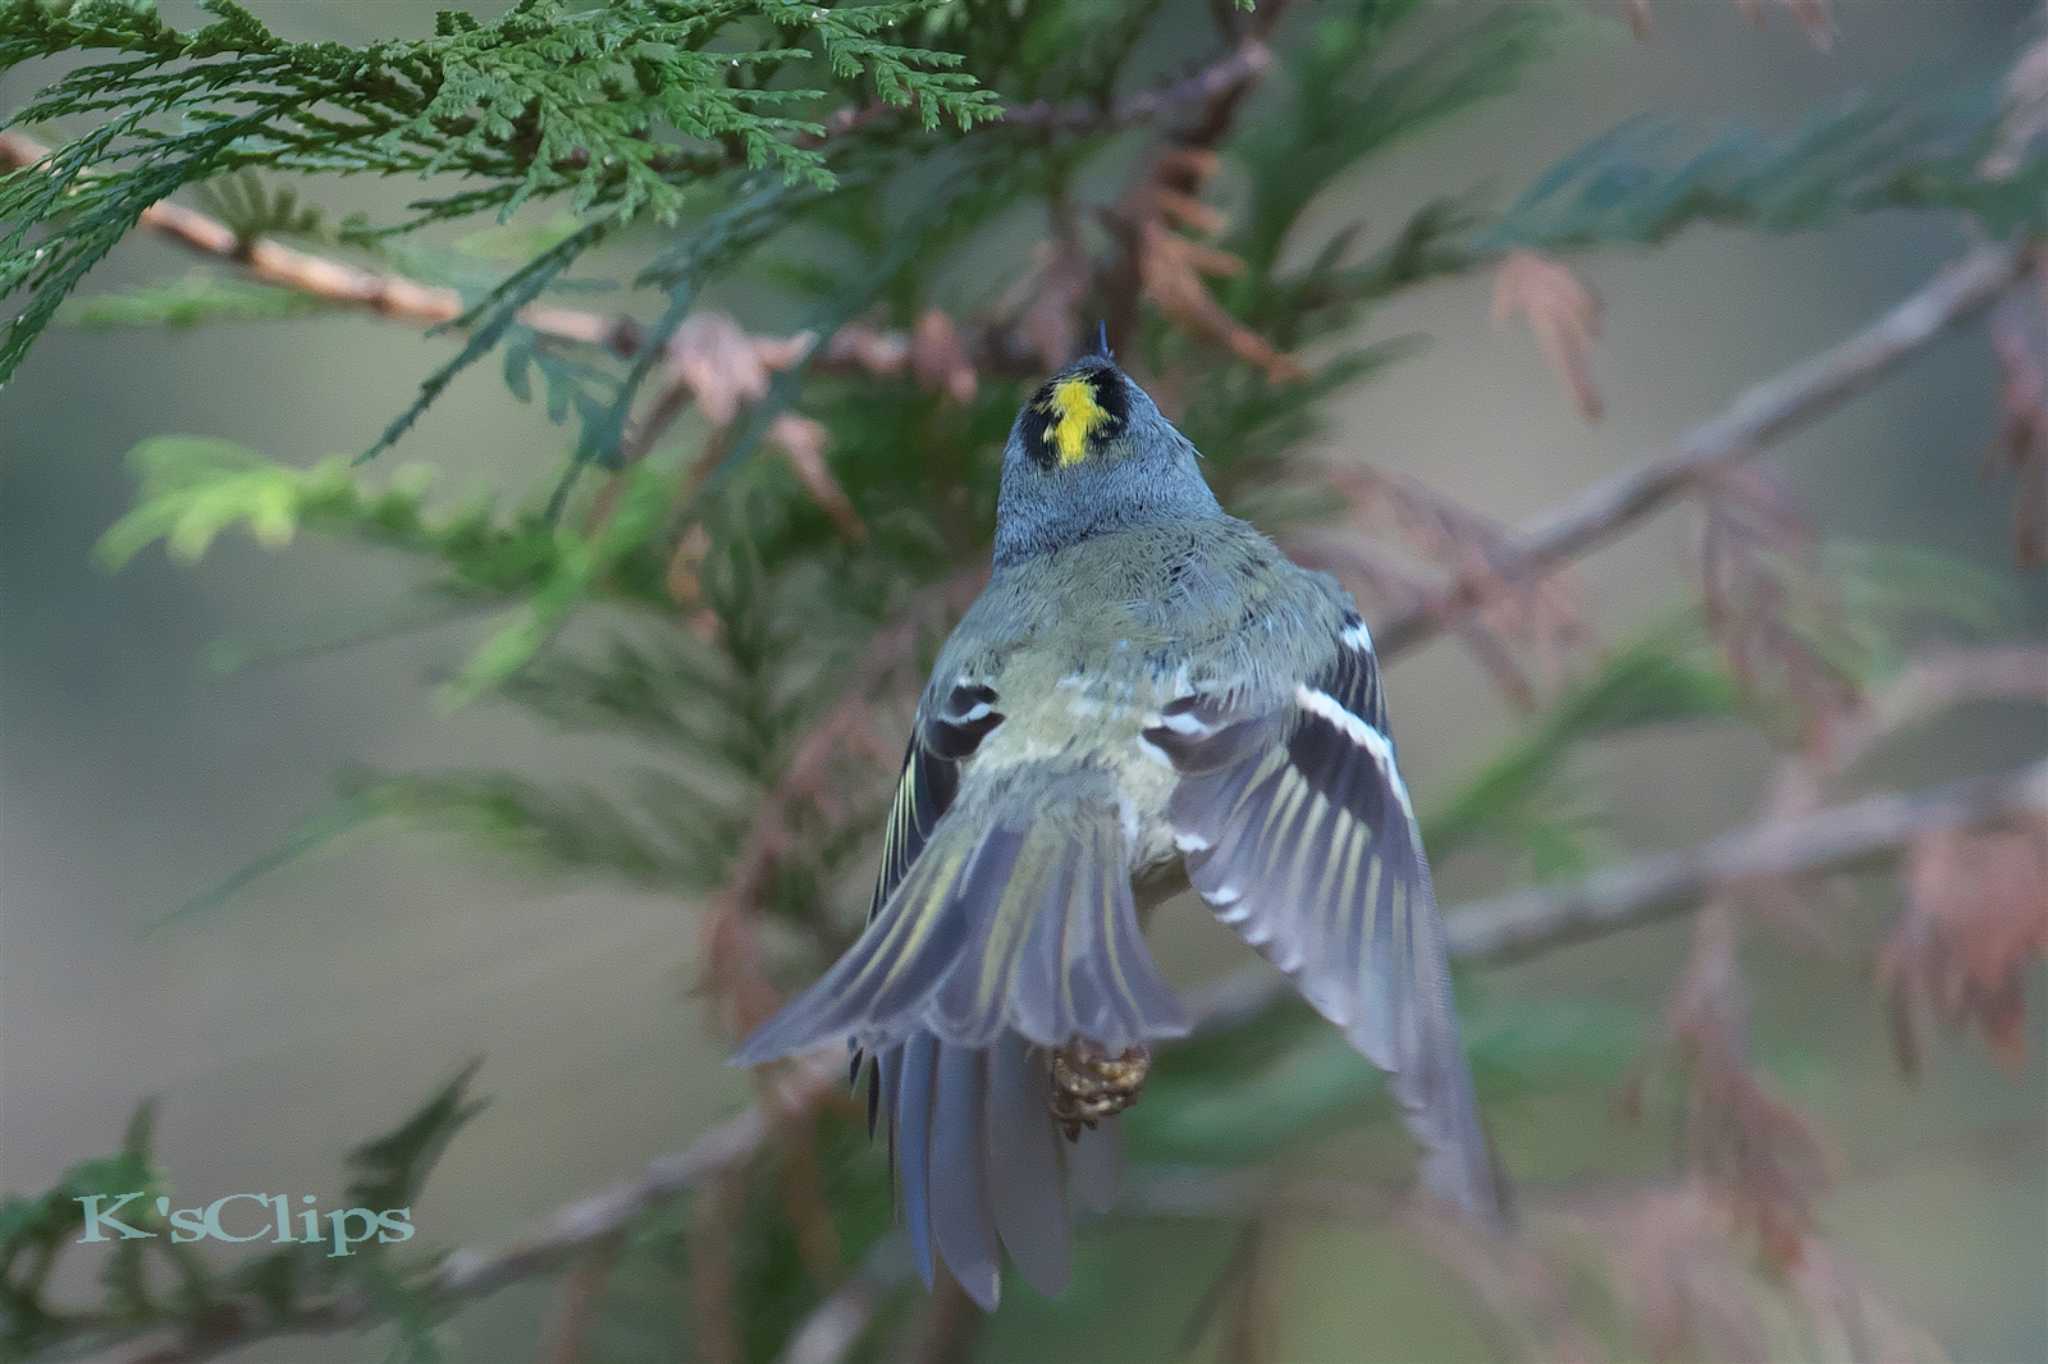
[992, 344, 1223, 567]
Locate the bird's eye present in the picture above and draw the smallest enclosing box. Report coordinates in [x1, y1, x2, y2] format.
[1017, 368, 1125, 469]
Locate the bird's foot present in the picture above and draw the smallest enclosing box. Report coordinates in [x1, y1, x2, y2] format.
[1048, 1039, 1151, 1141]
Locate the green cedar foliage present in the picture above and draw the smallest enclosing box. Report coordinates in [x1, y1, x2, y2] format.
[0, 0, 997, 381]
[0, 1072, 484, 1362]
[4, 0, 2045, 1359]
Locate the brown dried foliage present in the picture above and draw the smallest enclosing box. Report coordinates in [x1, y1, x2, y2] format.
[699, 893, 786, 1045]
[1320, 464, 1593, 702]
[910, 308, 978, 404]
[1770, 645, 2048, 820]
[1491, 250, 1605, 422]
[1757, 642, 2048, 1080]
[663, 522, 714, 623]
[820, 320, 913, 376]
[1603, 1185, 1776, 1362]
[1623, 0, 1653, 42]
[1113, 147, 1305, 383]
[1881, 820, 2048, 1076]
[770, 410, 866, 543]
[1700, 469, 1861, 756]
[1730, 0, 1836, 51]
[663, 312, 814, 428]
[1585, 1185, 1946, 1363]
[1781, 1236, 1951, 1364]
[1411, 1175, 1945, 1363]
[1986, 274, 2048, 566]
[1404, 1207, 1604, 1364]
[1627, 906, 1834, 1272]
[618, 312, 865, 569]
[1623, 0, 1836, 46]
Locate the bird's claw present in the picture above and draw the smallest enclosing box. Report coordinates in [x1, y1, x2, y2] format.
[1048, 1039, 1151, 1141]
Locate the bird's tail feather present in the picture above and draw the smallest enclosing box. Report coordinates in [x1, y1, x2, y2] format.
[874, 1031, 1119, 1308]
[734, 797, 1188, 1065]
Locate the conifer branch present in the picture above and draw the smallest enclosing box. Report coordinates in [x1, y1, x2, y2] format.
[0, 129, 882, 377]
[11, 6, 2041, 1362]
[1370, 242, 2040, 661]
[821, 32, 1275, 140]
[1447, 757, 2048, 965]
[0, 28, 1275, 388]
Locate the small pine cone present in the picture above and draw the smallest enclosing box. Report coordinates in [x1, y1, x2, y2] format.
[1048, 1039, 1152, 1141]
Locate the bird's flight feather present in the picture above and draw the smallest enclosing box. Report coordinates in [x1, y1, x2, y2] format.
[1146, 612, 1508, 1225]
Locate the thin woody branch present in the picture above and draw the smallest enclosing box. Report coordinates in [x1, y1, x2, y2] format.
[0, 126, 909, 379]
[0, 33, 1272, 387]
[1447, 758, 2048, 966]
[104, 756, 2048, 1364]
[1371, 242, 2040, 661]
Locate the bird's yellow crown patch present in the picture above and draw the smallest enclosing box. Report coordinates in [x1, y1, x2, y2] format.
[1039, 377, 1112, 466]
[1017, 365, 1128, 471]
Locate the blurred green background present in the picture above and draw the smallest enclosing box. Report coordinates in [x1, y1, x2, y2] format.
[3, 2, 2045, 1361]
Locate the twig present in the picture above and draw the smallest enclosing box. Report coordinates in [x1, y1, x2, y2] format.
[0, 128, 892, 375]
[1445, 759, 2048, 965]
[0, 37, 1270, 386]
[99, 757, 2046, 1364]
[1372, 243, 2039, 661]
[538, 1233, 620, 1364]
[1782, 645, 2048, 800]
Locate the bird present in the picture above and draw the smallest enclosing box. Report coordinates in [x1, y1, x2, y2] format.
[733, 328, 1507, 1309]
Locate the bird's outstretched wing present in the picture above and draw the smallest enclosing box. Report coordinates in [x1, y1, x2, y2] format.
[733, 678, 1173, 1308]
[1144, 613, 1509, 1226]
